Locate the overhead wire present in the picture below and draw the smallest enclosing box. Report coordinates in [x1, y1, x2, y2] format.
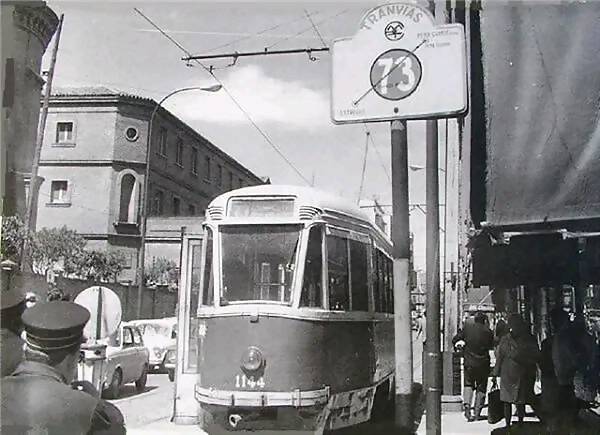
[357, 130, 369, 204]
[200, 10, 324, 54]
[265, 8, 350, 50]
[362, 123, 391, 183]
[304, 9, 327, 47]
[133, 7, 311, 185]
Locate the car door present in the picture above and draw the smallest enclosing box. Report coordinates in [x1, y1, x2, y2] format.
[120, 326, 137, 384]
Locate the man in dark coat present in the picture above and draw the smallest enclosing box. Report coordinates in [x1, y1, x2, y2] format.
[453, 311, 494, 421]
[493, 314, 539, 429]
[0, 301, 125, 434]
[540, 307, 571, 434]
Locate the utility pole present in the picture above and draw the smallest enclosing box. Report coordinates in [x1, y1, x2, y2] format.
[391, 120, 413, 431]
[21, 13, 64, 271]
[425, 117, 442, 435]
[425, 2, 448, 433]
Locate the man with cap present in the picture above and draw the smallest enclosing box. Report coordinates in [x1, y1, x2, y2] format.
[1, 284, 26, 376]
[452, 311, 494, 421]
[1, 301, 126, 434]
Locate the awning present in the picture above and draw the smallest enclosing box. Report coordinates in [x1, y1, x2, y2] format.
[476, 2, 600, 229]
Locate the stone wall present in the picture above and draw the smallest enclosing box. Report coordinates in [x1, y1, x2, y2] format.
[11, 272, 177, 321]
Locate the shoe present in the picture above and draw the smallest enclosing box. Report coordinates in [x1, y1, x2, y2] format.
[463, 404, 473, 422]
[474, 391, 486, 421]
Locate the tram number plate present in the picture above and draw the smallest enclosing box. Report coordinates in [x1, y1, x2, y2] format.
[235, 374, 265, 389]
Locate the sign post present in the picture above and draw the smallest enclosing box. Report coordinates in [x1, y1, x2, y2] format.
[331, 3, 467, 433]
[390, 119, 413, 430]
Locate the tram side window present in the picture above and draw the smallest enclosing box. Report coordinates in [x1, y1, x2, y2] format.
[379, 252, 389, 313]
[373, 249, 384, 312]
[385, 256, 394, 313]
[300, 226, 323, 308]
[349, 240, 369, 311]
[327, 235, 349, 311]
[201, 228, 214, 306]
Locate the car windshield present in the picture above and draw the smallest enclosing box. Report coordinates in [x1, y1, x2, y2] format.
[220, 224, 301, 304]
[136, 324, 172, 338]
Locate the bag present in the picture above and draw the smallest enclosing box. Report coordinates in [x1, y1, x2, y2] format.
[574, 340, 600, 402]
[487, 380, 503, 424]
[574, 367, 598, 402]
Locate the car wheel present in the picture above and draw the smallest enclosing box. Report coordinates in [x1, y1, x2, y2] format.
[135, 365, 148, 393]
[168, 369, 174, 382]
[104, 369, 122, 400]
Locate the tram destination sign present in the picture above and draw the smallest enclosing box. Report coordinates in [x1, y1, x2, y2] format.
[331, 2, 467, 123]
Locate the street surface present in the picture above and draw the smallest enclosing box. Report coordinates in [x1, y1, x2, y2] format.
[109, 374, 175, 430]
[115, 334, 426, 434]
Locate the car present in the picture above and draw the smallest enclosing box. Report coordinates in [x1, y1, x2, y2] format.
[163, 344, 176, 382]
[127, 317, 176, 374]
[101, 323, 150, 399]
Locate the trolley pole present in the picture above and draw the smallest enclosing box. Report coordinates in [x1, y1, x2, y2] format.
[425, 119, 442, 435]
[391, 120, 414, 430]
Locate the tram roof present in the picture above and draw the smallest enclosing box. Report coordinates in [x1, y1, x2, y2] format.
[208, 184, 372, 222]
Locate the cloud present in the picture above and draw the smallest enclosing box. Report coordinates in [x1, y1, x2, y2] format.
[163, 65, 330, 130]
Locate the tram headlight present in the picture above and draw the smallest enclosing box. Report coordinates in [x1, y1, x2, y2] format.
[240, 346, 264, 372]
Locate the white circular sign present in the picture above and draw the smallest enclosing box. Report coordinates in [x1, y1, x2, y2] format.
[370, 49, 422, 101]
[75, 286, 122, 340]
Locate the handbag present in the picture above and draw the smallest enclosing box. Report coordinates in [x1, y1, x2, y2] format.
[487, 378, 503, 424]
[574, 363, 598, 402]
[574, 341, 600, 402]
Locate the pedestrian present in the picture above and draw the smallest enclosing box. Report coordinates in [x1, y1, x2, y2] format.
[415, 312, 424, 340]
[494, 312, 509, 347]
[0, 301, 126, 434]
[47, 285, 70, 302]
[571, 314, 598, 407]
[492, 314, 540, 429]
[540, 307, 569, 434]
[453, 311, 494, 422]
[1, 286, 26, 376]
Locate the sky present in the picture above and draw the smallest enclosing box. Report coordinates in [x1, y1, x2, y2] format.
[43, 0, 451, 270]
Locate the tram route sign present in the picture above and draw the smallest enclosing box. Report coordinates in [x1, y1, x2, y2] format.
[331, 2, 467, 124]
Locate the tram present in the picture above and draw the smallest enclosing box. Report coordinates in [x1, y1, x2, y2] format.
[171, 185, 396, 433]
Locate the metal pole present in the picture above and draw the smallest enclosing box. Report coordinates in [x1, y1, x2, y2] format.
[21, 14, 64, 270]
[442, 119, 455, 395]
[391, 120, 413, 430]
[136, 86, 221, 318]
[96, 286, 103, 340]
[425, 119, 442, 435]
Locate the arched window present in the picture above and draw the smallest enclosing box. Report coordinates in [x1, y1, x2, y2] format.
[119, 173, 139, 223]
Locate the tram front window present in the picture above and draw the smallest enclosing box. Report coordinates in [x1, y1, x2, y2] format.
[220, 224, 301, 304]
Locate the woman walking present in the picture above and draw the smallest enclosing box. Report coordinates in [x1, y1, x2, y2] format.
[492, 314, 540, 429]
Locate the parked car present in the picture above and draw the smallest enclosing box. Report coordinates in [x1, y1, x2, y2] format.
[101, 323, 149, 399]
[163, 344, 176, 382]
[127, 317, 177, 373]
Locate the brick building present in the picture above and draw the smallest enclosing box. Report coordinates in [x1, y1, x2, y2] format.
[35, 87, 266, 282]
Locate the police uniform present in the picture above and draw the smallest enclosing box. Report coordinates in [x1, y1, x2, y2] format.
[0, 284, 26, 377]
[0, 302, 125, 435]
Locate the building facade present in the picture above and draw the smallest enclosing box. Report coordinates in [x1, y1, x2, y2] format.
[1, 1, 58, 216]
[36, 87, 265, 282]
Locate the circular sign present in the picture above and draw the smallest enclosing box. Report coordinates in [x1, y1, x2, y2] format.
[370, 49, 422, 101]
[384, 21, 405, 41]
[75, 286, 122, 340]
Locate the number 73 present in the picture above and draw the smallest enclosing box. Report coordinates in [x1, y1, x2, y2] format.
[377, 56, 416, 94]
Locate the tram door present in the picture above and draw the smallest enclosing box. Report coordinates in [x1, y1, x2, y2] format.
[172, 232, 203, 424]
